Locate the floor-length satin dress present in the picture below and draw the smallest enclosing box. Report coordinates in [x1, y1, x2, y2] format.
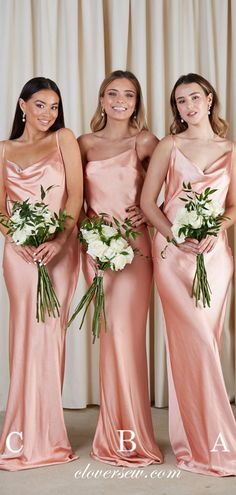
[0, 133, 80, 471]
[153, 136, 236, 476]
[83, 139, 163, 466]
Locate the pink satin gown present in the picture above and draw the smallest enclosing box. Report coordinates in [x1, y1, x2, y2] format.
[0, 132, 80, 471]
[153, 136, 236, 476]
[83, 139, 163, 466]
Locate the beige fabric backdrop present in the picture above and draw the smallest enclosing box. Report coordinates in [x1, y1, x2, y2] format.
[0, 0, 235, 411]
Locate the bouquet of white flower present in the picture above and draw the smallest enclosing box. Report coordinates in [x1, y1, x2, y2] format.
[67, 214, 139, 342]
[0, 185, 70, 322]
[161, 182, 226, 307]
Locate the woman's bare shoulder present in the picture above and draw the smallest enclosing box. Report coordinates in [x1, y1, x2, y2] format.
[153, 134, 174, 153]
[220, 137, 235, 153]
[77, 132, 96, 149]
[0, 139, 10, 158]
[136, 129, 159, 147]
[77, 133, 98, 163]
[57, 128, 77, 146]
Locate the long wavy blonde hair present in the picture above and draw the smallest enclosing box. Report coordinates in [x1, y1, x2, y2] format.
[90, 70, 148, 132]
[170, 73, 228, 137]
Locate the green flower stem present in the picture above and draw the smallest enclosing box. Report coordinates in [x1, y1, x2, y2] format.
[36, 264, 60, 322]
[41, 267, 60, 316]
[92, 276, 105, 343]
[191, 253, 211, 307]
[40, 269, 52, 318]
[36, 266, 41, 322]
[67, 280, 97, 328]
[67, 273, 106, 343]
[42, 274, 53, 316]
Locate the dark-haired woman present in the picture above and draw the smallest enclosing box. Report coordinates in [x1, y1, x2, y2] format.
[141, 73, 236, 476]
[0, 77, 83, 470]
[79, 70, 163, 467]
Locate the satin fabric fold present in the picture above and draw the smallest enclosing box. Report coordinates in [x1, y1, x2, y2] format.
[0, 147, 80, 471]
[83, 144, 163, 466]
[153, 138, 236, 476]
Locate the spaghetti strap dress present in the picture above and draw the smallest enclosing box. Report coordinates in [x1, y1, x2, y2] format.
[0, 131, 80, 470]
[153, 136, 236, 476]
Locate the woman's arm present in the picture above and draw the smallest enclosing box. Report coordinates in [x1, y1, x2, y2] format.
[77, 134, 91, 226]
[77, 133, 97, 271]
[140, 135, 199, 254]
[136, 130, 159, 169]
[126, 131, 159, 227]
[140, 135, 173, 236]
[57, 128, 83, 237]
[34, 128, 83, 265]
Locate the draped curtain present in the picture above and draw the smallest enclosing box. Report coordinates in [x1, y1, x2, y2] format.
[0, 0, 235, 411]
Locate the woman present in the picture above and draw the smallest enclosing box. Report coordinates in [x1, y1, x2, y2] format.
[78, 70, 163, 466]
[0, 77, 83, 470]
[141, 73, 236, 476]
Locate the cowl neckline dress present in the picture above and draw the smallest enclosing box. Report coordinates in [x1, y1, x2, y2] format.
[153, 136, 236, 476]
[0, 140, 80, 470]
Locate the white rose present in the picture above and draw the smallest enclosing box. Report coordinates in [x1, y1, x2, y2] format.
[185, 211, 202, 229]
[174, 207, 188, 224]
[48, 223, 57, 234]
[171, 223, 186, 244]
[109, 237, 128, 253]
[111, 246, 134, 271]
[11, 210, 23, 224]
[111, 254, 130, 271]
[42, 211, 52, 222]
[173, 208, 202, 229]
[203, 200, 224, 218]
[112, 254, 127, 271]
[87, 240, 108, 260]
[22, 224, 36, 236]
[80, 229, 100, 243]
[123, 245, 134, 263]
[207, 218, 214, 227]
[99, 246, 116, 262]
[12, 228, 28, 245]
[101, 225, 117, 239]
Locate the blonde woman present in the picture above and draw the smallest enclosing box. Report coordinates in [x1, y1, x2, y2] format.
[78, 70, 163, 467]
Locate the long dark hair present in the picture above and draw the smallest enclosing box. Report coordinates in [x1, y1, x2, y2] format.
[10, 77, 65, 140]
[90, 70, 148, 132]
[170, 73, 228, 137]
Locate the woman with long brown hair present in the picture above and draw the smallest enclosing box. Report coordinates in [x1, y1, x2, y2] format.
[141, 73, 236, 476]
[78, 70, 163, 466]
[0, 77, 83, 470]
